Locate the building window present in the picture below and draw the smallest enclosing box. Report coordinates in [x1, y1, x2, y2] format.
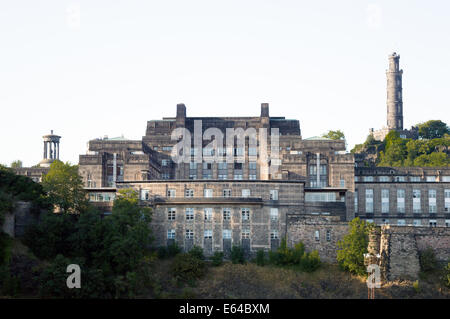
[270, 189, 279, 200]
[326, 230, 331, 242]
[340, 179, 345, 187]
[218, 162, 227, 170]
[223, 208, 231, 221]
[204, 230, 212, 239]
[161, 159, 170, 167]
[223, 189, 232, 197]
[426, 176, 436, 182]
[167, 229, 175, 239]
[354, 190, 358, 213]
[443, 176, 450, 182]
[234, 174, 243, 180]
[270, 208, 279, 221]
[413, 220, 421, 227]
[270, 230, 279, 239]
[445, 220, 450, 227]
[249, 162, 257, 170]
[381, 189, 389, 214]
[189, 174, 197, 180]
[410, 176, 421, 182]
[204, 208, 213, 221]
[382, 219, 389, 225]
[185, 189, 194, 197]
[445, 189, 450, 212]
[223, 230, 231, 239]
[397, 189, 405, 213]
[141, 189, 150, 201]
[241, 208, 250, 221]
[429, 189, 437, 214]
[429, 220, 437, 227]
[363, 176, 374, 182]
[185, 229, 194, 239]
[397, 219, 406, 226]
[379, 176, 390, 182]
[365, 189, 373, 213]
[242, 228, 250, 239]
[314, 230, 320, 241]
[162, 173, 170, 180]
[249, 174, 257, 180]
[168, 208, 176, 220]
[218, 174, 228, 180]
[185, 208, 194, 220]
[189, 162, 197, 170]
[413, 189, 421, 213]
[167, 189, 176, 197]
[242, 189, 251, 198]
[204, 188, 213, 198]
[394, 176, 406, 182]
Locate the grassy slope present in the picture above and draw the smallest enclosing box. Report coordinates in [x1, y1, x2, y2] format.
[148, 258, 450, 299]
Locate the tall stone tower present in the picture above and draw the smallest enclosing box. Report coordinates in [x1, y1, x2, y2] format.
[386, 52, 403, 130]
[39, 130, 61, 167]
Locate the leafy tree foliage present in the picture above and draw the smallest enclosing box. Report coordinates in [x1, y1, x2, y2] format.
[267, 239, 321, 272]
[170, 253, 206, 283]
[322, 130, 345, 141]
[337, 218, 374, 276]
[10, 160, 22, 169]
[417, 120, 449, 139]
[231, 245, 245, 264]
[41, 161, 89, 213]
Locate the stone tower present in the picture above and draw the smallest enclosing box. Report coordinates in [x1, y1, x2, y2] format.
[386, 52, 403, 130]
[39, 130, 61, 167]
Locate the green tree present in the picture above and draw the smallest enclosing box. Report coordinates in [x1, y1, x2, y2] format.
[322, 130, 345, 140]
[10, 160, 22, 169]
[337, 218, 374, 276]
[42, 161, 88, 213]
[418, 120, 449, 139]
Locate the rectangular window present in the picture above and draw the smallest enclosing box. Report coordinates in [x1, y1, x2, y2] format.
[354, 190, 358, 213]
[223, 230, 231, 239]
[426, 176, 436, 182]
[168, 208, 176, 220]
[397, 189, 405, 213]
[185, 208, 194, 220]
[397, 219, 406, 226]
[340, 179, 345, 187]
[314, 230, 320, 241]
[442, 176, 450, 182]
[429, 189, 436, 213]
[242, 189, 251, 198]
[167, 229, 175, 239]
[410, 176, 421, 182]
[223, 189, 232, 197]
[270, 189, 279, 200]
[446, 220, 450, 227]
[413, 189, 421, 213]
[189, 162, 197, 170]
[204, 188, 213, 198]
[365, 189, 373, 213]
[249, 174, 257, 180]
[161, 159, 170, 167]
[218, 162, 227, 170]
[204, 208, 213, 221]
[185, 189, 194, 197]
[249, 162, 257, 170]
[381, 189, 389, 214]
[241, 208, 250, 221]
[234, 174, 243, 180]
[167, 189, 176, 197]
[204, 229, 212, 239]
[185, 229, 194, 239]
[223, 208, 231, 221]
[249, 147, 257, 156]
[242, 228, 250, 239]
[218, 174, 228, 180]
[270, 208, 279, 221]
[162, 173, 170, 180]
[413, 219, 421, 227]
[326, 230, 331, 242]
[394, 176, 406, 182]
[445, 189, 450, 212]
[379, 176, 390, 182]
[270, 230, 279, 239]
[429, 220, 437, 227]
[363, 176, 374, 182]
[140, 189, 150, 201]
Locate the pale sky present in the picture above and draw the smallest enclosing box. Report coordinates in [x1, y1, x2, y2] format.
[1, 0, 449, 167]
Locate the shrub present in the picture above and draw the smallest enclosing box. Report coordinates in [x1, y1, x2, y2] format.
[300, 250, 321, 273]
[167, 242, 181, 258]
[419, 247, 437, 272]
[443, 262, 450, 288]
[256, 249, 266, 266]
[157, 246, 167, 259]
[413, 280, 420, 293]
[231, 245, 245, 264]
[188, 246, 204, 260]
[211, 251, 224, 267]
[170, 253, 206, 283]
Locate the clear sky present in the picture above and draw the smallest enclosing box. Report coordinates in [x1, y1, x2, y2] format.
[0, 0, 449, 167]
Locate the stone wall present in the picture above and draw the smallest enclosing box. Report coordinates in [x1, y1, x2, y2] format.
[286, 215, 349, 263]
[1, 201, 42, 238]
[370, 225, 450, 281]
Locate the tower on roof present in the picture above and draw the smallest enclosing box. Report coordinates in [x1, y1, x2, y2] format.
[386, 52, 403, 130]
